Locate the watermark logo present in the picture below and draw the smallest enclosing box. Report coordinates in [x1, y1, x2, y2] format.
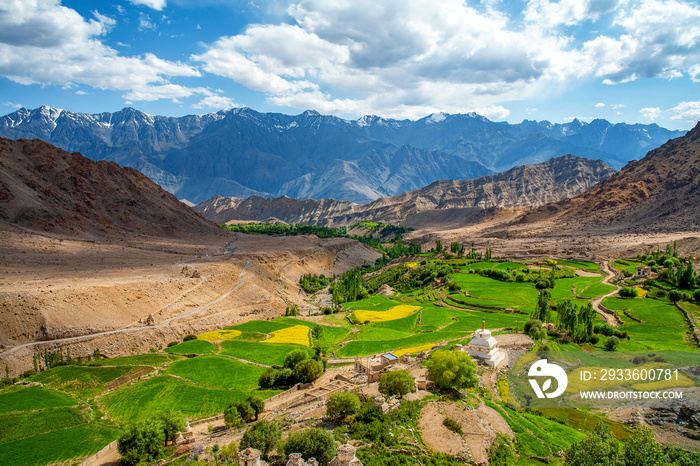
[528, 359, 568, 399]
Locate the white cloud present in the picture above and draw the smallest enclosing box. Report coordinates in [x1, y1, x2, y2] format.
[192, 94, 236, 109]
[193, 0, 582, 118]
[0, 0, 202, 103]
[128, 0, 167, 11]
[670, 101, 700, 122]
[75, 90, 88, 95]
[525, 0, 620, 29]
[138, 13, 157, 31]
[640, 107, 661, 122]
[584, 0, 700, 84]
[4, 101, 22, 109]
[595, 102, 606, 107]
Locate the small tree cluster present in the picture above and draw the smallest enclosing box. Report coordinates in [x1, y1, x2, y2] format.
[259, 350, 323, 389]
[378, 370, 415, 398]
[281, 428, 336, 465]
[117, 410, 185, 465]
[240, 420, 281, 458]
[556, 301, 596, 342]
[619, 287, 639, 298]
[325, 390, 361, 420]
[224, 396, 265, 428]
[425, 350, 478, 391]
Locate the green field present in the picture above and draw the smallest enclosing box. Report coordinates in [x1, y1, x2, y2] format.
[578, 282, 616, 298]
[0, 386, 77, 414]
[99, 376, 278, 422]
[220, 340, 313, 366]
[87, 353, 183, 367]
[166, 355, 266, 389]
[29, 365, 139, 397]
[0, 385, 119, 466]
[164, 339, 216, 355]
[603, 297, 693, 351]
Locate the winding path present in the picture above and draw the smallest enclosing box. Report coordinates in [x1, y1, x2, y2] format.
[0, 260, 250, 358]
[592, 261, 622, 327]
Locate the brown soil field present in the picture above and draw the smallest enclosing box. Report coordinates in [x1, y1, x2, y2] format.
[0, 229, 379, 375]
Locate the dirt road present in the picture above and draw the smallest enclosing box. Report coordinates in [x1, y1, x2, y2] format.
[592, 261, 621, 327]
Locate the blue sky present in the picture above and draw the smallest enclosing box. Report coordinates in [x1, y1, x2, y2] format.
[0, 0, 698, 130]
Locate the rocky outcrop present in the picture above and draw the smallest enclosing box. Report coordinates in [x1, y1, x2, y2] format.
[195, 155, 615, 228]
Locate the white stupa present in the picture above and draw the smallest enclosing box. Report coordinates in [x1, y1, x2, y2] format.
[465, 319, 505, 368]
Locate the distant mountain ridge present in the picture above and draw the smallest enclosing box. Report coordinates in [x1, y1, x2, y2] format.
[196, 154, 615, 229]
[0, 106, 682, 203]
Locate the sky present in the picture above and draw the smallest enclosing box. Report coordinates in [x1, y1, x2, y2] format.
[0, 0, 699, 131]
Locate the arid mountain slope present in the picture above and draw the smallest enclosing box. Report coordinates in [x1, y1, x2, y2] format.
[520, 123, 700, 231]
[196, 155, 615, 228]
[0, 137, 221, 238]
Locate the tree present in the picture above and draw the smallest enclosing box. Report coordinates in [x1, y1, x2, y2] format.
[311, 324, 323, 347]
[326, 390, 361, 420]
[679, 257, 696, 289]
[523, 319, 542, 338]
[693, 289, 700, 303]
[284, 349, 309, 370]
[604, 336, 620, 351]
[293, 359, 323, 384]
[565, 424, 622, 466]
[246, 395, 265, 420]
[259, 368, 276, 388]
[240, 420, 281, 458]
[224, 405, 242, 429]
[425, 350, 478, 391]
[281, 428, 335, 465]
[623, 426, 666, 466]
[157, 410, 185, 446]
[533, 290, 551, 323]
[117, 419, 165, 465]
[619, 287, 639, 298]
[668, 290, 684, 303]
[378, 370, 415, 398]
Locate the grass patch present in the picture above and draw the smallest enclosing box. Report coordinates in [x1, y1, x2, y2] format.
[220, 340, 313, 366]
[29, 365, 137, 397]
[0, 386, 77, 414]
[0, 407, 86, 445]
[166, 355, 266, 390]
[165, 339, 216, 355]
[100, 376, 277, 422]
[87, 353, 183, 367]
[578, 282, 616, 299]
[0, 423, 121, 466]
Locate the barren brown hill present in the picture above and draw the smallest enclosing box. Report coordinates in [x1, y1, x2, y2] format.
[0, 137, 222, 238]
[520, 123, 700, 231]
[196, 154, 615, 229]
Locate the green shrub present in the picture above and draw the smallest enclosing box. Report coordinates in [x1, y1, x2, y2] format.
[293, 359, 323, 384]
[326, 390, 361, 420]
[117, 419, 165, 465]
[604, 336, 620, 351]
[240, 420, 281, 458]
[378, 370, 414, 398]
[425, 350, 478, 391]
[183, 334, 197, 342]
[281, 428, 335, 465]
[619, 287, 638, 298]
[283, 349, 309, 370]
[524, 319, 542, 337]
[442, 418, 463, 436]
[259, 368, 276, 389]
[166, 341, 178, 348]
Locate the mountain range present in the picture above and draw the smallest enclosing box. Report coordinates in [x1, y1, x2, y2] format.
[520, 122, 700, 232]
[195, 154, 616, 229]
[0, 106, 682, 204]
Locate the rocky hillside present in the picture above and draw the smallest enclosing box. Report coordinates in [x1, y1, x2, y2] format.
[196, 155, 615, 228]
[0, 137, 222, 238]
[520, 123, 700, 231]
[0, 106, 680, 203]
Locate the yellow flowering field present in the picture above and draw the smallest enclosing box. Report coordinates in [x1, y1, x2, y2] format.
[354, 304, 421, 323]
[263, 325, 310, 347]
[198, 329, 242, 341]
[635, 286, 649, 297]
[405, 262, 419, 268]
[394, 343, 436, 356]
